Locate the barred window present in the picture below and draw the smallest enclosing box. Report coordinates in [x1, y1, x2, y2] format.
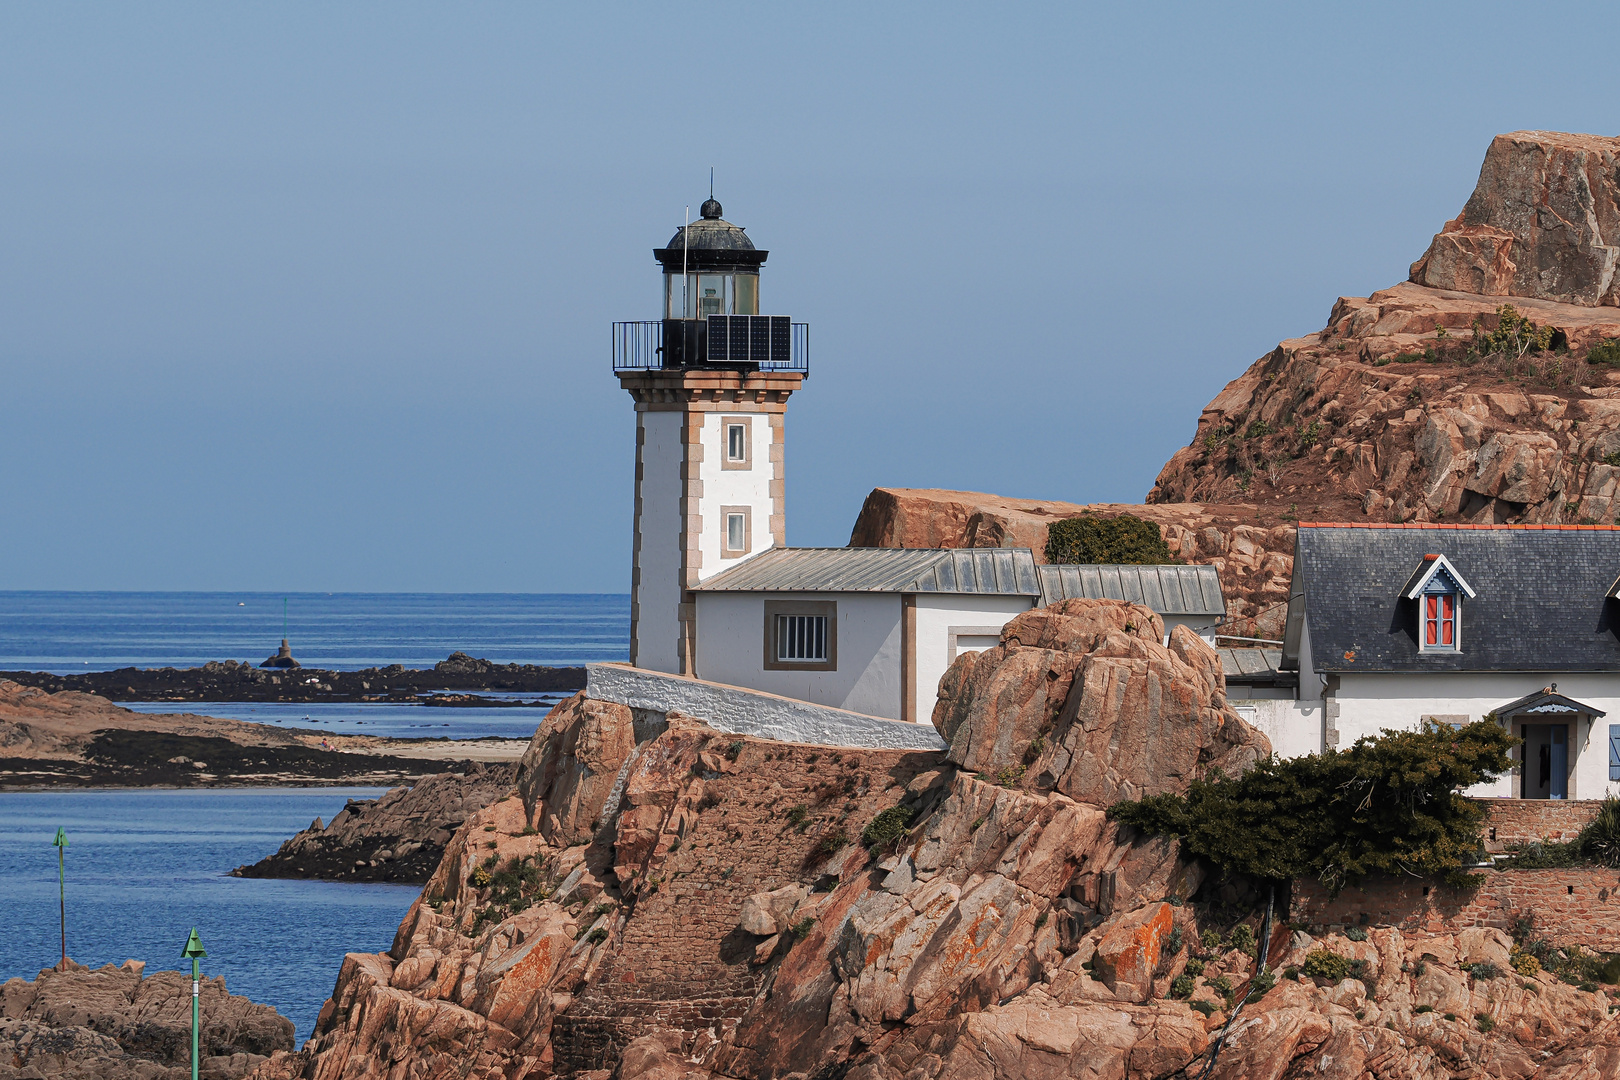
[776, 614, 828, 662]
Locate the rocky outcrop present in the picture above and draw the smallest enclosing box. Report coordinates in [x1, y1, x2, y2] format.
[232, 763, 518, 882]
[934, 603, 1269, 804]
[517, 693, 638, 845]
[1, 959, 292, 1079]
[1410, 131, 1620, 308]
[1150, 134, 1620, 540]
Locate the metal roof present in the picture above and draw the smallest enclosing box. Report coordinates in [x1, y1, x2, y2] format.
[1217, 647, 1285, 678]
[1036, 563, 1226, 616]
[692, 547, 1042, 595]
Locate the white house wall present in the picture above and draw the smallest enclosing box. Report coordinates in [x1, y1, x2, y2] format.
[1334, 672, 1620, 801]
[1229, 698, 1326, 760]
[634, 410, 684, 674]
[696, 412, 777, 581]
[913, 594, 1035, 717]
[694, 592, 904, 719]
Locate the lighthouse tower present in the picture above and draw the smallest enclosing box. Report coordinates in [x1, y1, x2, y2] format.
[613, 197, 807, 674]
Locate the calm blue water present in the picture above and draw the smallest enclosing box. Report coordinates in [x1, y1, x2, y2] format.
[0, 789, 419, 1044]
[0, 591, 629, 674]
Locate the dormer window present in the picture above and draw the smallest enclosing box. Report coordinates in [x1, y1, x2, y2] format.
[1422, 588, 1458, 650]
[1402, 553, 1476, 654]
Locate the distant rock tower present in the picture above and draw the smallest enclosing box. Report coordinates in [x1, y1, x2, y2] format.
[612, 197, 807, 674]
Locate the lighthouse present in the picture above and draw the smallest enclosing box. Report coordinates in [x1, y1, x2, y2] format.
[613, 196, 808, 674]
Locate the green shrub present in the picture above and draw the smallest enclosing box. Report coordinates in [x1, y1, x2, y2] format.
[1210, 975, 1233, 998]
[1444, 1013, 1457, 1022]
[1577, 797, 1620, 867]
[1588, 339, 1620, 366]
[1511, 950, 1541, 976]
[1468, 961, 1503, 981]
[1282, 965, 1300, 981]
[1230, 924, 1257, 957]
[814, 829, 849, 856]
[1345, 926, 1369, 942]
[1245, 420, 1272, 439]
[1302, 950, 1352, 981]
[1107, 721, 1513, 892]
[1045, 514, 1175, 566]
[586, 927, 608, 944]
[1415, 1004, 1434, 1014]
[786, 804, 810, 829]
[861, 805, 916, 851]
[1185, 958, 1205, 977]
[1298, 420, 1322, 451]
[1189, 999, 1217, 1017]
[1247, 966, 1276, 1000]
[789, 916, 816, 938]
[1166, 927, 1184, 955]
[1169, 974, 1195, 999]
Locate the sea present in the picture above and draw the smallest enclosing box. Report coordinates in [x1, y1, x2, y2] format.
[0, 591, 629, 1043]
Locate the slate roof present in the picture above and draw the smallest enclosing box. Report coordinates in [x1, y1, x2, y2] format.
[1284, 524, 1620, 673]
[1037, 563, 1226, 616]
[693, 547, 1042, 596]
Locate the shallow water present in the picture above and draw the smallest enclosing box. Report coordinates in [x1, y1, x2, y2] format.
[0, 789, 421, 1043]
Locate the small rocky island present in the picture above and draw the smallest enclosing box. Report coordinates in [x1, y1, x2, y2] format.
[0, 652, 584, 706]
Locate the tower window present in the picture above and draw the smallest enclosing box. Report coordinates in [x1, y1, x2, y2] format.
[719, 416, 752, 470]
[720, 504, 751, 558]
[763, 600, 837, 671]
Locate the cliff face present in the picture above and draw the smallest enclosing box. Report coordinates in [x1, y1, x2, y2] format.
[247, 600, 1620, 1080]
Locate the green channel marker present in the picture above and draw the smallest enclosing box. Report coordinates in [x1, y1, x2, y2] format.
[51, 827, 67, 968]
[180, 928, 207, 1080]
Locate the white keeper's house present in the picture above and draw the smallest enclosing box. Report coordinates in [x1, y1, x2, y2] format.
[1276, 522, 1620, 801]
[609, 195, 1227, 724]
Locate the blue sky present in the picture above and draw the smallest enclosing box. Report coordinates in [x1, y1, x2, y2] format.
[2, 2, 1614, 592]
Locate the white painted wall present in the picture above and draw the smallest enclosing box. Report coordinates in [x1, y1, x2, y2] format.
[695, 412, 777, 581]
[633, 411, 685, 674]
[914, 593, 1035, 717]
[694, 591, 905, 718]
[1333, 672, 1620, 801]
[1230, 698, 1326, 760]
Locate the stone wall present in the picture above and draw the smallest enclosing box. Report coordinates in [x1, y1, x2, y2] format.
[1480, 799, 1605, 851]
[585, 662, 947, 751]
[1292, 867, 1620, 950]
